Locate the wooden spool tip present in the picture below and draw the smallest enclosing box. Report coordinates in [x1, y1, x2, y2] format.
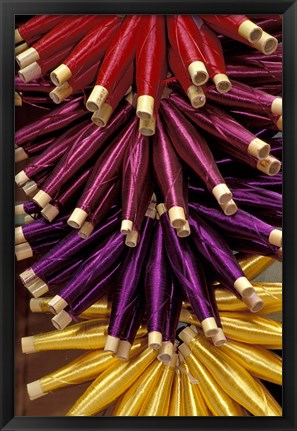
[16, 47, 39, 69]
[48, 295, 68, 315]
[187, 85, 206, 108]
[15, 242, 32, 261]
[79, 221, 94, 239]
[252, 31, 278, 55]
[176, 220, 191, 238]
[242, 292, 264, 313]
[257, 156, 281, 176]
[120, 219, 133, 234]
[15, 147, 28, 163]
[27, 380, 47, 400]
[188, 61, 209, 86]
[33, 190, 52, 208]
[212, 74, 232, 93]
[234, 276, 255, 298]
[27, 280, 49, 298]
[67, 208, 88, 229]
[211, 328, 227, 346]
[148, 331, 162, 350]
[50, 64, 72, 87]
[114, 340, 132, 361]
[41, 204, 59, 222]
[248, 138, 270, 160]
[157, 341, 174, 363]
[139, 116, 156, 136]
[15, 28, 23, 44]
[136, 95, 155, 120]
[178, 342, 191, 359]
[201, 317, 219, 338]
[238, 20, 263, 43]
[219, 199, 238, 216]
[269, 229, 282, 248]
[15, 170, 29, 187]
[52, 310, 72, 330]
[104, 335, 120, 353]
[18, 62, 41, 83]
[91, 103, 113, 128]
[86, 85, 109, 112]
[168, 206, 186, 229]
[21, 336, 36, 354]
[178, 326, 196, 345]
[125, 230, 139, 247]
[212, 183, 232, 205]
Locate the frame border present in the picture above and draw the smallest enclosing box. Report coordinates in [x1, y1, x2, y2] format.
[1, 1, 296, 430]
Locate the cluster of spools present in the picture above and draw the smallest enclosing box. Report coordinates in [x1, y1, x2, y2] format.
[15, 14, 282, 416]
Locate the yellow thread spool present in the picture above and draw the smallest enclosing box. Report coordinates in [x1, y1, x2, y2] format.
[66, 348, 157, 416]
[179, 362, 209, 416]
[237, 254, 274, 279]
[168, 368, 184, 416]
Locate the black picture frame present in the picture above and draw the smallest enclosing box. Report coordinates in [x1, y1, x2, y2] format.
[1, 1, 296, 430]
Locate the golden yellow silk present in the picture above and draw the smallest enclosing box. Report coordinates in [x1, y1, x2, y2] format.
[237, 254, 274, 279]
[218, 338, 282, 385]
[139, 360, 176, 416]
[113, 359, 163, 416]
[184, 353, 245, 416]
[40, 340, 145, 394]
[189, 335, 280, 416]
[214, 282, 282, 312]
[32, 319, 108, 351]
[179, 362, 209, 416]
[168, 368, 184, 416]
[78, 296, 111, 319]
[220, 312, 282, 348]
[66, 348, 157, 416]
[254, 378, 282, 416]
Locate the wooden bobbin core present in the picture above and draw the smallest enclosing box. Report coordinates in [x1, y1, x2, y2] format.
[211, 328, 227, 346]
[104, 335, 120, 353]
[15, 42, 29, 56]
[257, 156, 281, 176]
[136, 95, 155, 120]
[23, 180, 37, 196]
[27, 280, 49, 298]
[27, 380, 47, 400]
[79, 222, 94, 239]
[21, 336, 36, 354]
[242, 292, 264, 313]
[238, 20, 263, 43]
[125, 230, 139, 247]
[15, 242, 33, 261]
[92, 103, 113, 127]
[248, 138, 270, 160]
[176, 220, 191, 238]
[15, 147, 28, 163]
[201, 317, 219, 338]
[156, 203, 167, 218]
[15, 28, 23, 44]
[212, 183, 232, 205]
[15, 203, 25, 216]
[20, 268, 37, 287]
[48, 295, 68, 314]
[139, 116, 156, 136]
[252, 32, 278, 55]
[86, 85, 109, 112]
[178, 342, 191, 359]
[15, 170, 29, 187]
[178, 326, 196, 345]
[52, 310, 72, 330]
[188, 61, 209, 86]
[219, 199, 238, 216]
[18, 62, 42, 83]
[15, 226, 25, 244]
[50, 64, 72, 86]
[120, 219, 133, 234]
[33, 190, 52, 208]
[233, 276, 255, 298]
[41, 204, 59, 222]
[269, 229, 282, 247]
[15, 91, 23, 106]
[276, 116, 282, 131]
[271, 98, 282, 116]
[213, 73, 232, 93]
[68, 208, 88, 229]
[148, 331, 162, 350]
[50, 83, 73, 104]
[115, 341, 132, 360]
[157, 341, 174, 363]
[168, 206, 186, 229]
[16, 47, 40, 69]
[187, 85, 206, 108]
[30, 298, 47, 313]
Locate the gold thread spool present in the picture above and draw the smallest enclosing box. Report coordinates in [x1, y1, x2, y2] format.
[112, 358, 163, 415]
[21, 320, 109, 353]
[179, 361, 209, 416]
[237, 254, 275, 280]
[181, 330, 280, 416]
[138, 354, 177, 416]
[168, 368, 184, 416]
[66, 348, 157, 416]
[217, 338, 282, 385]
[179, 345, 245, 416]
[254, 378, 282, 416]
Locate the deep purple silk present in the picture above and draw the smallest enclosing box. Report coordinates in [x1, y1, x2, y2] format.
[87, 182, 121, 231]
[22, 214, 71, 244]
[22, 136, 56, 157]
[162, 279, 183, 343]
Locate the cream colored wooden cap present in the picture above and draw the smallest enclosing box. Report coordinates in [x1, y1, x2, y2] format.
[48, 295, 68, 314]
[276, 116, 282, 131]
[148, 331, 162, 350]
[125, 230, 139, 247]
[248, 138, 270, 160]
[211, 328, 226, 346]
[79, 222, 94, 239]
[176, 220, 191, 238]
[15, 28, 23, 44]
[252, 32, 278, 55]
[86, 85, 109, 112]
[136, 95, 155, 120]
[212, 183, 232, 204]
[50, 83, 73, 104]
[41, 204, 59, 222]
[15, 203, 25, 216]
[50, 64, 72, 86]
[219, 199, 238, 216]
[16, 47, 40, 69]
[27, 280, 49, 298]
[242, 292, 264, 313]
[18, 62, 42, 83]
[29, 298, 47, 313]
[15, 170, 29, 187]
[168, 206, 186, 229]
[15, 147, 28, 163]
[178, 326, 196, 345]
[157, 341, 174, 363]
[23, 180, 37, 196]
[115, 341, 132, 360]
[187, 85, 206, 108]
[33, 190, 52, 208]
[52, 310, 72, 330]
[104, 335, 120, 353]
[68, 208, 88, 229]
[139, 116, 156, 136]
[15, 242, 33, 261]
[233, 276, 255, 298]
[257, 156, 281, 176]
[15, 42, 29, 56]
[212, 74, 232, 93]
[238, 20, 263, 43]
[15, 226, 25, 245]
[19, 268, 37, 287]
[156, 203, 167, 217]
[271, 98, 282, 116]
[201, 317, 219, 337]
[27, 380, 48, 400]
[92, 103, 113, 127]
[21, 336, 36, 354]
[269, 229, 282, 247]
[120, 219, 133, 234]
[178, 342, 191, 358]
[188, 61, 209, 86]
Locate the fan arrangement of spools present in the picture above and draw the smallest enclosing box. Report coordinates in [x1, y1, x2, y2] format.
[15, 14, 282, 416]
